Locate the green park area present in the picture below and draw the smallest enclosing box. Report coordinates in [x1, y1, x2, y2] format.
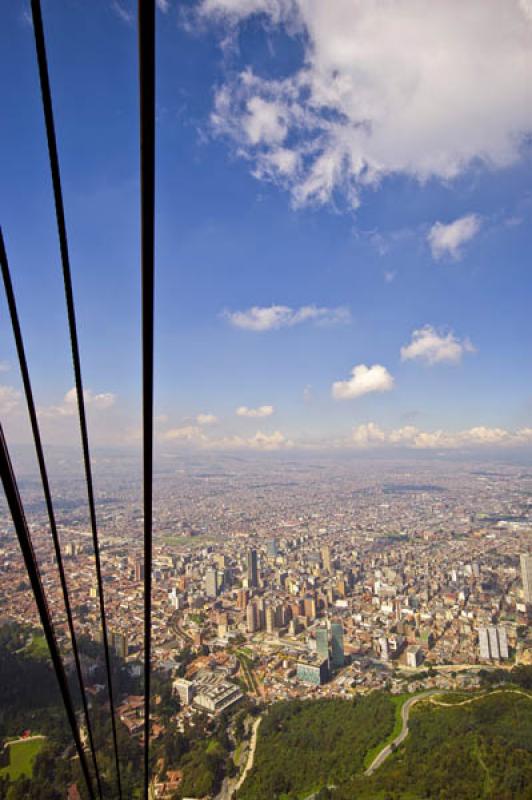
[237, 693, 396, 800]
[24, 634, 49, 661]
[0, 738, 46, 782]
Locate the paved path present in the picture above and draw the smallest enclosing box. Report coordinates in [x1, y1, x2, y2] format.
[365, 687, 532, 777]
[5, 735, 46, 747]
[429, 688, 531, 708]
[235, 716, 262, 792]
[365, 691, 439, 776]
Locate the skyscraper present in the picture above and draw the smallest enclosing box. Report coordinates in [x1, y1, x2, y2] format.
[267, 538, 278, 558]
[247, 548, 258, 588]
[265, 606, 275, 634]
[246, 602, 257, 633]
[316, 625, 329, 665]
[321, 545, 331, 573]
[331, 622, 345, 669]
[205, 567, 219, 598]
[111, 631, 128, 660]
[520, 553, 532, 603]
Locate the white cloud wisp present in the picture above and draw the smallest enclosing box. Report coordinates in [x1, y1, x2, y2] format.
[351, 422, 532, 450]
[236, 404, 274, 418]
[427, 214, 482, 260]
[223, 304, 350, 331]
[332, 364, 394, 400]
[200, 0, 532, 209]
[401, 325, 475, 365]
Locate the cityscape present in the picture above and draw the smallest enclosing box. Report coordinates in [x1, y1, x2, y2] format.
[1, 451, 531, 797]
[2, 0, 532, 797]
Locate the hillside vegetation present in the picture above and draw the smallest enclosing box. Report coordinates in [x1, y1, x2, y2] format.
[340, 690, 532, 800]
[237, 693, 395, 800]
[238, 685, 532, 800]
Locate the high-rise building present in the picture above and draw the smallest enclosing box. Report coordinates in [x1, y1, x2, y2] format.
[223, 567, 234, 589]
[304, 595, 317, 620]
[487, 626, 500, 660]
[111, 631, 128, 659]
[296, 658, 329, 686]
[265, 606, 275, 634]
[173, 678, 195, 706]
[205, 567, 219, 598]
[330, 622, 345, 669]
[498, 627, 509, 659]
[478, 626, 509, 660]
[134, 559, 145, 582]
[169, 587, 184, 609]
[246, 602, 257, 634]
[520, 553, 532, 603]
[321, 545, 331, 573]
[316, 626, 329, 665]
[267, 538, 278, 558]
[247, 549, 258, 588]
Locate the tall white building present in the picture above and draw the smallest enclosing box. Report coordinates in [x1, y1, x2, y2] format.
[520, 553, 532, 603]
[479, 627, 491, 660]
[487, 627, 500, 660]
[478, 626, 509, 660]
[498, 627, 509, 660]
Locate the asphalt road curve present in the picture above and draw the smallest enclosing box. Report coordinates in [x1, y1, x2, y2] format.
[365, 690, 440, 776]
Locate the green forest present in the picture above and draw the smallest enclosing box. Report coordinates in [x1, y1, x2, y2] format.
[238, 684, 532, 800]
[237, 693, 396, 800]
[339, 690, 532, 800]
[0, 623, 143, 800]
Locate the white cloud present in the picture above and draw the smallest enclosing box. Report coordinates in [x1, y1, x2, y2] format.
[351, 422, 532, 449]
[0, 385, 21, 415]
[200, 1, 532, 208]
[162, 425, 207, 442]
[400, 325, 475, 365]
[427, 214, 482, 260]
[221, 429, 292, 450]
[112, 1, 134, 24]
[351, 422, 386, 446]
[223, 304, 350, 331]
[159, 425, 292, 450]
[199, 0, 293, 23]
[243, 96, 288, 145]
[41, 387, 116, 417]
[157, 0, 170, 11]
[236, 404, 274, 418]
[332, 364, 394, 400]
[196, 413, 218, 425]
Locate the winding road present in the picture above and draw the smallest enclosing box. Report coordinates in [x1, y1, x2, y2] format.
[365, 690, 439, 776]
[235, 716, 262, 791]
[365, 688, 532, 776]
[216, 715, 262, 800]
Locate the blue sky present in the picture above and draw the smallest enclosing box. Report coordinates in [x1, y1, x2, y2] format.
[1, 0, 532, 453]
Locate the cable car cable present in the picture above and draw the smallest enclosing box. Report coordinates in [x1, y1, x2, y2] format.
[0, 228, 103, 799]
[30, 2, 123, 795]
[138, 2, 156, 797]
[0, 425, 96, 800]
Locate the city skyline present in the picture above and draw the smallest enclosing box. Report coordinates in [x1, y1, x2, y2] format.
[1, 0, 532, 452]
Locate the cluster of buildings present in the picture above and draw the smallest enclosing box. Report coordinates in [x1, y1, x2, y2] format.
[0, 455, 531, 736]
